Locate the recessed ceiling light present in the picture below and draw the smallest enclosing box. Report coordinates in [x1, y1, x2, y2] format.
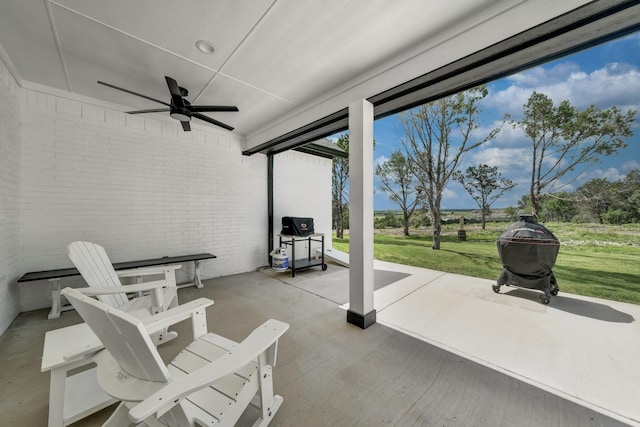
[195, 40, 216, 55]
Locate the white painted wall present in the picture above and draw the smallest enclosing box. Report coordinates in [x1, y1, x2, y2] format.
[273, 151, 332, 261]
[16, 85, 271, 311]
[0, 59, 21, 334]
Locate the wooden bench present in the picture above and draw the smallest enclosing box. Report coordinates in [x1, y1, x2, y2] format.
[18, 253, 216, 319]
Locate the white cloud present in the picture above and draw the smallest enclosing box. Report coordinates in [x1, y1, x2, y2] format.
[567, 63, 640, 110]
[465, 146, 531, 173]
[484, 85, 534, 116]
[486, 61, 640, 119]
[486, 122, 529, 148]
[622, 160, 640, 172]
[507, 61, 582, 87]
[579, 159, 640, 183]
[587, 167, 626, 182]
[374, 155, 388, 168]
[441, 187, 457, 199]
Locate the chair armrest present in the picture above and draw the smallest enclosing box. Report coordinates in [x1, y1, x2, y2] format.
[76, 280, 169, 296]
[129, 319, 289, 423]
[62, 341, 103, 362]
[142, 298, 214, 336]
[116, 264, 182, 278]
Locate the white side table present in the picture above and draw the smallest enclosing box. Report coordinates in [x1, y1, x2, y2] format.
[41, 323, 115, 427]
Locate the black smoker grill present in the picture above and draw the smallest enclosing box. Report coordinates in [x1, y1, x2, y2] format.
[493, 214, 560, 304]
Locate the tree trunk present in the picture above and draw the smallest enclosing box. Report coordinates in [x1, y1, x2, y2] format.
[481, 206, 487, 229]
[431, 210, 441, 249]
[403, 210, 410, 236]
[530, 164, 539, 217]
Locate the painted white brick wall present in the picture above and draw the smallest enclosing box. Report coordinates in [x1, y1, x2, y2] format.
[273, 151, 333, 261]
[18, 86, 270, 311]
[0, 59, 21, 334]
[0, 71, 333, 323]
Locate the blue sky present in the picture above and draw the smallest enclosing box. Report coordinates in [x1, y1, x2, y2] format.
[339, 31, 640, 211]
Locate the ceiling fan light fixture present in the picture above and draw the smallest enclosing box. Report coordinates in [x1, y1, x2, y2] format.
[170, 111, 191, 122]
[195, 40, 216, 55]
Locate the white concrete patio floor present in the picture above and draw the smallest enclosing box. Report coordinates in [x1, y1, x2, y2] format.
[323, 250, 640, 426]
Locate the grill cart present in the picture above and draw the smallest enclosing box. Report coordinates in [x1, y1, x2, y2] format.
[278, 217, 327, 277]
[493, 214, 560, 304]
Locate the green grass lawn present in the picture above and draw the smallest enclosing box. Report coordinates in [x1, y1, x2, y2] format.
[333, 222, 640, 305]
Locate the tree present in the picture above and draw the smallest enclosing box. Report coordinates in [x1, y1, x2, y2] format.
[617, 169, 640, 223]
[503, 206, 519, 222]
[376, 150, 422, 235]
[542, 191, 578, 223]
[452, 164, 515, 229]
[595, 169, 640, 224]
[514, 92, 635, 216]
[517, 194, 534, 214]
[575, 178, 614, 224]
[332, 135, 349, 238]
[399, 86, 501, 249]
[374, 210, 402, 229]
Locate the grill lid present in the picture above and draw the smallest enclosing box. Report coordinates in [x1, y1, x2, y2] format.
[497, 215, 560, 278]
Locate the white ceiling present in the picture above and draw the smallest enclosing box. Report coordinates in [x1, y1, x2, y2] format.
[0, 0, 594, 151]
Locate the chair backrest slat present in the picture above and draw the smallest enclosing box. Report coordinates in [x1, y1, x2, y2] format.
[63, 287, 172, 382]
[68, 241, 129, 307]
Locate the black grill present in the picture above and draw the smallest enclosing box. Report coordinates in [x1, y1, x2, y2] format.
[281, 217, 314, 236]
[493, 215, 560, 304]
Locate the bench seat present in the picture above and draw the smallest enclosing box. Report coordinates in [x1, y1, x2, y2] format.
[18, 253, 216, 319]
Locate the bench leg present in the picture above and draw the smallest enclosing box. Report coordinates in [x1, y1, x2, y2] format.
[48, 279, 62, 320]
[135, 275, 144, 298]
[48, 279, 76, 319]
[193, 260, 204, 289]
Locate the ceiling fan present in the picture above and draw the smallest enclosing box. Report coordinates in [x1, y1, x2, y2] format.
[97, 76, 238, 131]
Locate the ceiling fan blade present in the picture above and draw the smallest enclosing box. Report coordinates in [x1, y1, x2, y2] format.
[192, 112, 234, 131]
[165, 76, 185, 108]
[181, 121, 191, 132]
[189, 105, 239, 113]
[98, 81, 170, 107]
[126, 108, 170, 114]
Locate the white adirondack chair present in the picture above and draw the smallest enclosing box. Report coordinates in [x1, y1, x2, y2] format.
[61, 287, 289, 427]
[68, 241, 181, 344]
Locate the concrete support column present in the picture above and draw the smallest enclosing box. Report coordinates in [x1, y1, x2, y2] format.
[347, 99, 376, 329]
